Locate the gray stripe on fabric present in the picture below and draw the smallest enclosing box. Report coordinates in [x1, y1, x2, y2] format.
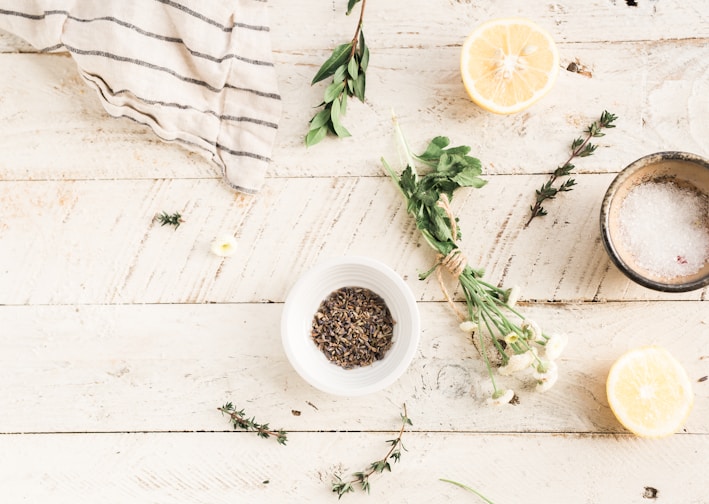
[63, 44, 281, 100]
[0, 8, 273, 67]
[101, 85, 279, 129]
[153, 0, 270, 32]
[216, 143, 271, 162]
[119, 111, 266, 193]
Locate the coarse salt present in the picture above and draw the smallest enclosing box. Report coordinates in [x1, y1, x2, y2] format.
[617, 180, 709, 278]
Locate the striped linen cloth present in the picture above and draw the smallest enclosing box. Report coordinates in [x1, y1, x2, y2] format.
[0, 0, 281, 193]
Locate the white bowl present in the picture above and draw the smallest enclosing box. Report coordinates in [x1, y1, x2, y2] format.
[281, 256, 420, 396]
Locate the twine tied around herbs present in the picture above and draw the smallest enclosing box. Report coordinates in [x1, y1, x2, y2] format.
[434, 194, 468, 322]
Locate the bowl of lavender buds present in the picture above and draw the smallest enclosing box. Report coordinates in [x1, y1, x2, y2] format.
[600, 151, 709, 292]
[281, 256, 420, 396]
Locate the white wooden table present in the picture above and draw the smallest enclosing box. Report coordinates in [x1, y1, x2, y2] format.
[1, 1, 707, 502]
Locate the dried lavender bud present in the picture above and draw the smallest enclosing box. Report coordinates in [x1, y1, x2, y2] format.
[311, 286, 395, 369]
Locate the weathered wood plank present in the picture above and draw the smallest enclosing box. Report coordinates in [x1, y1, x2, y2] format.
[0, 302, 706, 433]
[0, 431, 706, 503]
[0, 177, 705, 305]
[1, 0, 707, 56]
[269, 0, 709, 47]
[0, 37, 706, 180]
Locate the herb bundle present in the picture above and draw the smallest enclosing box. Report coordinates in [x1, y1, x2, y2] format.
[383, 118, 567, 403]
[526, 110, 618, 226]
[306, 0, 369, 146]
[218, 402, 288, 445]
[332, 404, 412, 498]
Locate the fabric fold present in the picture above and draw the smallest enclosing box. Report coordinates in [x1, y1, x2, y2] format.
[0, 0, 281, 193]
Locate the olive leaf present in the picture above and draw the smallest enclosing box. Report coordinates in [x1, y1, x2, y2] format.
[312, 43, 353, 85]
[346, 0, 361, 15]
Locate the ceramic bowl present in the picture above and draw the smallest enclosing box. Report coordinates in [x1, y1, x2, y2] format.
[281, 256, 420, 396]
[600, 151, 709, 292]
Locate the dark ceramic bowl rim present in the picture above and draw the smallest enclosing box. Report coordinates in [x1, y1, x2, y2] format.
[600, 151, 709, 293]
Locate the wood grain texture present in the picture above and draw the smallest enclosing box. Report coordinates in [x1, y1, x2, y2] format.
[0, 2, 707, 503]
[0, 431, 706, 503]
[0, 177, 706, 305]
[2, 0, 707, 54]
[0, 38, 706, 180]
[0, 302, 706, 433]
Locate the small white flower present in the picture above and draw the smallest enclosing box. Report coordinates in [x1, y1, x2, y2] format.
[504, 332, 520, 345]
[210, 234, 238, 257]
[535, 370, 559, 392]
[486, 388, 515, 406]
[544, 333, 568, 361]
[498, 351, 535, 376]
[521, 319, 542, 342]
[533, 360, 558, 379]
[505, 285, 521, 307]
[459, 320, 478, 334]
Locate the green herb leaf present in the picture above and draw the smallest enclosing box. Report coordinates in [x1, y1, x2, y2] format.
[324, 80, 346, 104]
[347, 56, 359, 80]
[452, 170, 487, 188]
[333, 64, 347, 85]
[305, 124, 328, 147]
[346, 0, 361, 15]
[312, 43, 353, 85]
[353, 73, 366, 102]
[309, 109, 331, 131]
[330, 97, 351, 138]
[358, 31, 369, 70]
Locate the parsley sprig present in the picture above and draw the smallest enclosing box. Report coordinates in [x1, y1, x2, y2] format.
[525, 110, 618, 226]
[382, 120, 487, 262]
[306, 0, 369, 146]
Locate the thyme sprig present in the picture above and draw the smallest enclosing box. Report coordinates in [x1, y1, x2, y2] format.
[526, 110, 618, 226]
[383, 117, 566, 404]
[306, 0, 369, 147]
[155, 211, 184, 229]
[332, 404, 412, 499]
[218, 402, 288, 445]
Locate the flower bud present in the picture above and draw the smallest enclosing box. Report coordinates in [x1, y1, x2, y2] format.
[498, 351, 535, 376]
[544, 333, 568, 361]
[459, 320, 478, 334]
[486, 388, 515, 406]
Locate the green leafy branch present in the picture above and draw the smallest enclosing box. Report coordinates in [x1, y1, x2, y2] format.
[332, 404, 412, 499]
[218, 402, 288, 445]
[306, 0, 369, 147]
[525, 110, 618, 226]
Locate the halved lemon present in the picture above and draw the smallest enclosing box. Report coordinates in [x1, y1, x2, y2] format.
[606, 346, 694, 438]
[460, 18, 559, 114]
